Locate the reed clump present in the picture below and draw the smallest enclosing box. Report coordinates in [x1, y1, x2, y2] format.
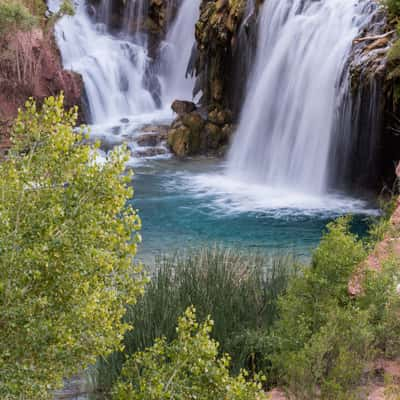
[93, 247, 296, 392]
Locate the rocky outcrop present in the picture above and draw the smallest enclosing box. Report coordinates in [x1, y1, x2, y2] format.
[330, 2, 400, 191]
[192, 0, 260, 112]
[0, 28, 83, 148]
[167, 100, 233, 157]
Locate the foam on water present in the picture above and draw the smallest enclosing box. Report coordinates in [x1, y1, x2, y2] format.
[163, 167, 379, 218]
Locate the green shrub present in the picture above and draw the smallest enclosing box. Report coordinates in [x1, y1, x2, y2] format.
[360, 257, 400, 359]
[0, 96, 146, 399]
[112, 306, 265, 400]
[279, 306, 374, 400]
[266, 218, 370, 397]
[386, 0, 400, 18]
[0, 0, 37, 34]
[94, 248, 294, 391]
[265, 212, 400, 398]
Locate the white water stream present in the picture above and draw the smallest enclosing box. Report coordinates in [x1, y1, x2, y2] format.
[52, 0, 199, 157]
[228, 0, 374, 194]
[55, 0, 157, 124]
[159, 0, 201, 103]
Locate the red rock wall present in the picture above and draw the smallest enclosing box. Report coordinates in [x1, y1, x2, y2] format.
[0, 28, 83, 148]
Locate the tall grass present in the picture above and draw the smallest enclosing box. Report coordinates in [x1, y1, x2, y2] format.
[92, 247, 296, 393]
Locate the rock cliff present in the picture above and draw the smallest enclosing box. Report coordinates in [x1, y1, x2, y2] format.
[0, 4, 83, 152]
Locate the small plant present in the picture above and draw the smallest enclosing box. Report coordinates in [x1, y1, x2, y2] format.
[112, 306, 265, 400]
[93, 248, 295, 391]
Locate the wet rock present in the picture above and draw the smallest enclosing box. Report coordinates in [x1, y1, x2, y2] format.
[134, 147, 168, 158]
[346, 4, 400, 190]
[141, 124, 169, 135]
[181, 111, 205, 132]
[167, 99, 234, 157]
[171, 100, 196, 116]
[192, 0, 252, 109]
[136, 132, 166, 147]
[111, 126, 121, 135]
[168, 125, 200, 157]
[208, 107, 233, 125]
[204, 122, 223, 149]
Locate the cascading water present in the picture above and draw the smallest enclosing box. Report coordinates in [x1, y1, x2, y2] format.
[227, 0, 374, 194]
[46, 0, 378, 274]
[124, 0, 148, 38]
[159, 0, 201, 103]
[55, 0, 157, 125]
[52, 0, 199, 158]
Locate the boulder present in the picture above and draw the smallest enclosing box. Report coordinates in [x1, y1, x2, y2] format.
[181, 111, 205, 132]
[171, 100, 196, 116]
[208, 108, 233, 126]
[168, 125, 201, 157]
[136, 133, 164, 147]
[134, 147, 168, 158]
[204, 123, 223, 150]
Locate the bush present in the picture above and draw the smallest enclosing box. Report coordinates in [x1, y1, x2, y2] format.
[386, 0, 400, 18]
[111, 306, 265, 400]
[94, 248, 294, 391]
[266, 213, 400, 398]
[360, 257, 400, 359]
[0, 96, 146, 399]
[0, 0, 37, 34]
[267, 218, 370, 397]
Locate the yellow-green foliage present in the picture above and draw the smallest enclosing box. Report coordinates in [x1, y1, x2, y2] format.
[0, 95, 146, 399]
[112, 306, 265, 400]
[0, 0, 37, 34]
[267, 215, 400, 399]
[386, 0, 400, 17]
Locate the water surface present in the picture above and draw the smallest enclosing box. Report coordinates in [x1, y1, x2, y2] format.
[131, 158, 377, 264]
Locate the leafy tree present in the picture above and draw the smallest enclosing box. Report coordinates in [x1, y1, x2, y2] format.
[112, 306, 265, 400]
[0, 95, 146, 399]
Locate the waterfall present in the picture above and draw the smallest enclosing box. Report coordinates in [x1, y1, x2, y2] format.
[54, 0, 157, 125]
[159, 0, 201, 103]
[227, 0, 373, 194]
[53, 0, 199, 128]
[124, 0, 148, 39]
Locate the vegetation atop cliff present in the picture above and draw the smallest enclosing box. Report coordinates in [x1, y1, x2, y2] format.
[0, 0, 82, 150]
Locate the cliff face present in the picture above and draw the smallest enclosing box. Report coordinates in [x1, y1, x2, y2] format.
[339, 2, 400, 191]
[0, 24, 83, 151]
[192, 0, 260, 113]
